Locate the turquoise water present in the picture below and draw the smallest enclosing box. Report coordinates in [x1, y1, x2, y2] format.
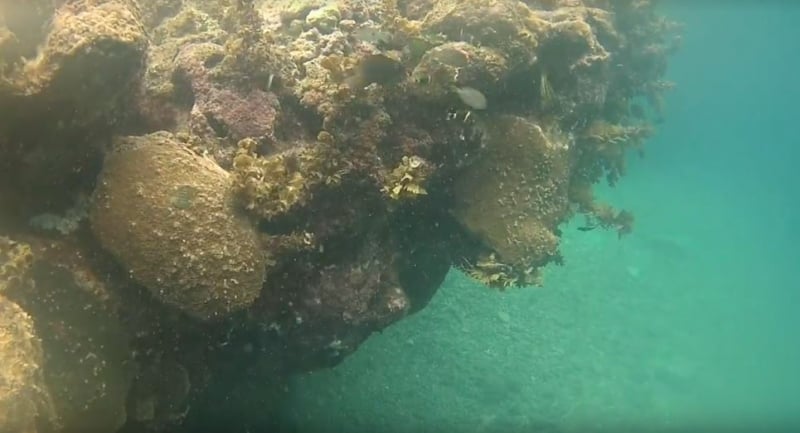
[282, 3, 800, 432]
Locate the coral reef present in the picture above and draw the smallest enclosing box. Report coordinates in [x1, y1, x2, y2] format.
[0, 0, 679, 431]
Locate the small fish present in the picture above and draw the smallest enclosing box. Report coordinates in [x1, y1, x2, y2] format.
[344, 53, 405, 89]
[577, 225, 597, 232]
[453, 86, 487, 110]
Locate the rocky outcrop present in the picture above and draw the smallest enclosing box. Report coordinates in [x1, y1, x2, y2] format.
[0, 0, 679, 431]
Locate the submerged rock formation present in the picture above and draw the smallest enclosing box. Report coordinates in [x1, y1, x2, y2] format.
[0, 0, 680, 431]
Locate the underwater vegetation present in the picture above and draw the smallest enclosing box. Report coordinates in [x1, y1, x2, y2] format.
[0, 0, 678, 431]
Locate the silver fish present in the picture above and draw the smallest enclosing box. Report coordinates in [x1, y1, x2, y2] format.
[454, 86, 487, 110]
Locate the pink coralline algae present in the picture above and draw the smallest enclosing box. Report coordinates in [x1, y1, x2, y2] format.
[175, 43, 279, 142]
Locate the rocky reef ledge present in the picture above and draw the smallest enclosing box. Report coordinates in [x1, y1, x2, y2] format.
[0, 0, 679, 431]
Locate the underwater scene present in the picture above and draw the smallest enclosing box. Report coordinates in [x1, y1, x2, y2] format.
[1, 0, 798, 432]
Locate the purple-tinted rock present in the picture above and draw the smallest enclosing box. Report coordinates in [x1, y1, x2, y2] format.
[175, 43, 279, 142]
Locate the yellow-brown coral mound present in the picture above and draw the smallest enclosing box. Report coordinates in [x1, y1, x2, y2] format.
[453, 115, 572, 287]
[89, 133, 267, 321]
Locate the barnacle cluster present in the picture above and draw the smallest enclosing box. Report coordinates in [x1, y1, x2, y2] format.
[0, 0, 678, 430]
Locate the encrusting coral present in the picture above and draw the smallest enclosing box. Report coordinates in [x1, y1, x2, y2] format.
[0, 0, 679, 430]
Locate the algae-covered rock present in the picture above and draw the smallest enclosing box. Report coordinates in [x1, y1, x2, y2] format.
[0, 0, 679, 430]
[453, 115, 572, 287]
[422, 0, 543, 66]
[259, 232, 412, 370]
[90, 132, 268, 321]
[0, 239, 53, 433]
[305, 4, 341, 34]
[135, 6, 228, 132]
[0, 237, 33, 293]
[0, 0, 148, 221]
[0, 240, 57, 433]
[410, 42, 509, 105]
[175, 42, 281, 144]
[0, 295, 57, 433]
[11, 0, 147, 98]
[3, 237, 135, 433]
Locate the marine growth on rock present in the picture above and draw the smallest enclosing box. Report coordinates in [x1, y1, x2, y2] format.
[0, 0, 679, 431]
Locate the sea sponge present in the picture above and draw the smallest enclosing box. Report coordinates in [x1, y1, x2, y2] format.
[89, 132, 268, 321]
